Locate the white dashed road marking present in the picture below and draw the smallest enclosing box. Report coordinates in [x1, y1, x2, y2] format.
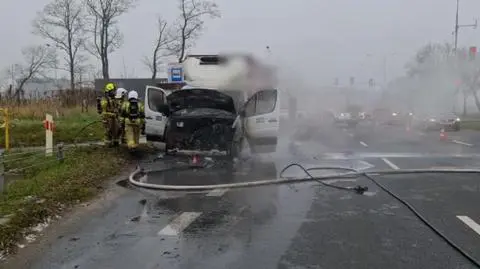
[452, 140, 474, 147]
[360, 141, 368, 147]
[206, 188, 229, 197]
[457, 216, 480, 236]
[158, 212, 202, 236]
[381, 158, 400, 170]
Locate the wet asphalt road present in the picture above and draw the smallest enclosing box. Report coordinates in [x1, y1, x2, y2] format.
[5, 120, 480, 269]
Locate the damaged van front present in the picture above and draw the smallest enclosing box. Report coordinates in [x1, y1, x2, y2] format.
[159, 88, 237, 155]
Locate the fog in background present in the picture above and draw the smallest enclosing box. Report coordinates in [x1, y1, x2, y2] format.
[3, 0, 480, 114]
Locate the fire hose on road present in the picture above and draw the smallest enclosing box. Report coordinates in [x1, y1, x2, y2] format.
[128, 163, 480, 192]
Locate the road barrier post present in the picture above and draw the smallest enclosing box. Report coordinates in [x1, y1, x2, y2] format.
[56, 143, 64, 162]
[44, 114, 55, 157]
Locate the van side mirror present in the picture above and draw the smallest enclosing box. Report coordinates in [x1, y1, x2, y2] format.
[157, 104, 170, 116]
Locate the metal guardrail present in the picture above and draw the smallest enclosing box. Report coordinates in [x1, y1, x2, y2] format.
[0, 144, 66, 193]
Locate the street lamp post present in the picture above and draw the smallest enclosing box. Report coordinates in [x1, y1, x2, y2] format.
[453, 0, 477, 52]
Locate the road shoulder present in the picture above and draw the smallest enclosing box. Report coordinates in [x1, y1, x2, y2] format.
[0, 164, 136, 269]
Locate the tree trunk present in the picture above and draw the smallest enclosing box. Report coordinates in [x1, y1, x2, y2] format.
[178, 25, 187, 63]
[101, 22, 109, 79]
[102, 55, 109, 79]
[69, 64, 75, 92]
[151, 61, 156, 79]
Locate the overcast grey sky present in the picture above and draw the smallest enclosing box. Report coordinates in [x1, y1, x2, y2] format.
[1, 0, 480, 86]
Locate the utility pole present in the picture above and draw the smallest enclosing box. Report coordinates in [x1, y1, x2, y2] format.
[453, 0, 477, 52]
[454, 0, 459, 51]
[383, 56, 387, 86]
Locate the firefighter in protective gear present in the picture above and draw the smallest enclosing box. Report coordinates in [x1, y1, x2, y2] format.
[121, 90, 145, 149]
[115, 88, 127, 106]
[98, 82, 121, 146]
[115, 88, 128, 144]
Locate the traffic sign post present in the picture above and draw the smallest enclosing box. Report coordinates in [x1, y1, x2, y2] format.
[168, 63, 184, 83]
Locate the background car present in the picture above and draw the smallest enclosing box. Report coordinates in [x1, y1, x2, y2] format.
[334, 112, 359, 127]
[419, 112, 461, 131]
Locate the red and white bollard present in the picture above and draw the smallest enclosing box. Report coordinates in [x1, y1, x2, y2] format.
[43, 114, 55, 156]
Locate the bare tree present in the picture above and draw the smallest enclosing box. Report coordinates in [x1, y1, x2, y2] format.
[169, 0, 220, 63]
[142, 17, 175, 79]
[7, 45, 57, 103]
[84, 0, 136, 79]
[33, 0, 86, 91]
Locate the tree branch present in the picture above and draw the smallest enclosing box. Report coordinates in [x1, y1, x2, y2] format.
[83, 0, 136, 78]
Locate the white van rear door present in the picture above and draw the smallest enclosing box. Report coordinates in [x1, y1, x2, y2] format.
[144, 86, 169, 140]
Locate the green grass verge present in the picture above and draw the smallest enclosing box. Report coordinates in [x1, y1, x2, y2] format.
[0, 146, 129, 254]
[461, 121, 480, 130]
[0, 111, 104, 147]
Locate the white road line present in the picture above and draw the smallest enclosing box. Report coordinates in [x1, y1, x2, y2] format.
[348, 133, 354, 137]
[158, 212, 202, 236]
[206, 188, 229, 197]
[457, 216, 480, 236]
[360, 141, 368, 147]
[452, 140, 474, 147]
[381, 157, 400, 170]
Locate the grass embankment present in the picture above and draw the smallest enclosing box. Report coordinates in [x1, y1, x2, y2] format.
[0, 105, 103, 147]
[460, 121, 480, 130]
[0, 146, 128, 254]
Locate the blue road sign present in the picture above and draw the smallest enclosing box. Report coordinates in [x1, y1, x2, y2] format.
[169, 66, 184, 83]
